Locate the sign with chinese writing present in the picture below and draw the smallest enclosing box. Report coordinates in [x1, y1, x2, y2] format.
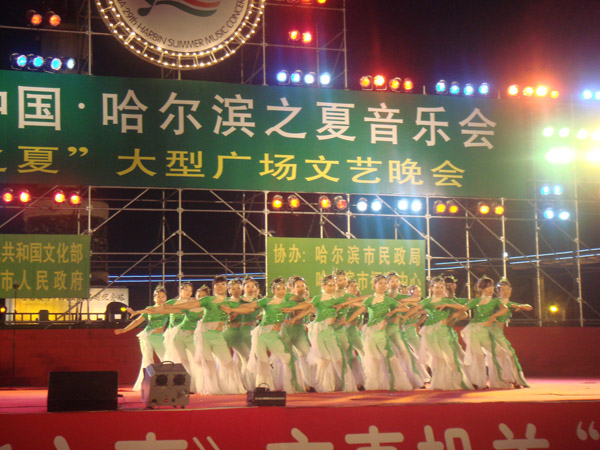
[0, 70, 543, 198]
[0, 234, 90, 298]
[267, 237, 425, 295]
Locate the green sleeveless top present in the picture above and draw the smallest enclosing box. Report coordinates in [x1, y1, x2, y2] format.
[199, 296, 230, 323]
[467, 297, 503, 323]
[166, 298, 186, 328]
[363, 295, 396, 326]
[420, 297, 460, 326]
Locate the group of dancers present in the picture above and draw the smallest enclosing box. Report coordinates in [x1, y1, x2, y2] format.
[115, 271, 532, 394]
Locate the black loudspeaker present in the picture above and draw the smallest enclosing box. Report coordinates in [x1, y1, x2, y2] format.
[48, 371, 118, 412]
[247, 386, 286, 406]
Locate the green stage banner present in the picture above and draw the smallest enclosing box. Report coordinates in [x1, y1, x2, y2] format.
[0, 234, 90, 298]
[0, 70, 542, 198]
[266, 237, 425, 295]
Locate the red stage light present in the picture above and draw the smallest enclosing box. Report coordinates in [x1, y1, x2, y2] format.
[493, 203, 505, 215]
[535, 85, 548, 97]
[288, 30, 300, 41]
[359, 75, 373, 90]
[19, 189, 31, 204]
[272, 195, 284, 210]
[27, 10, 43, 26]
[434, 201, 446, 214]
[389, 77, 401, 91]
[53, 189, 66, 204]
[2, 189, 14, 203]
[507, 85, 519, 97]
[319, 195, 331, 210]
[316, 0, 326, 4]
[69, 191, 82, 205]
[447, 201, 459, 214]
[550, 90, 560, 99]
[403, 78, 414, 92]
[47, 11, 61, 27]
[478, 201, 491, 215]
[523, 86, 534, 97]
[288, 194, 300, 210]
[334, 195, 347, 211]
[301, 31, 313, 44]
[373, 75, 386, 90]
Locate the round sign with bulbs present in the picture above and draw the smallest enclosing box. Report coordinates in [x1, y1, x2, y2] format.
[96, 0, 264, 69]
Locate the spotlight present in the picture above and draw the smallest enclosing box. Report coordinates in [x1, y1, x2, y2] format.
[47, 11, 61, 27]
[27, 10, 43, 26]
[389, 77, 401, 91]
[316, 0, 326, 4]
[582, 90, 593, 100]
[576, 129, 588, 140]
[304, 72, 316, 85]
[410, 199, 423, 213]
[549, 305, 559, 313]
[319, 72, 332, 86]
[523, 86, 534, 97]
[403, 78, 414, 92]
[449, 81, 460, 96]
[558, 210, 570, 221]
[447, 200, 459, 214]
[507, 85, 519, 97]
[463, 83, 474, 96]
[301, 31, 313, 45]
[356, 197, 368, 213]
[477, 201, 490, 215]
[373, 75, 386, 90]
[550, 90, 559, 99]
[553, 185, 563, 196]
[434, 200, 446, 214]
[53, 189, 66, 204]
[334, 195, 347, 211]
[371, 198, 382, 213]
[2, 188, 14, 203]
[535, 85, 548, 97]
[28, 54, 44, 70]
[288, 30, 300, 42]
[10, 53, 28, 70]
[359, 75, 373, 90]
[290, 70, 303, 85]
[69, 191, 82, 205]
[435, 80, 447, 94]
[492, 202, 505, 215]
[287, 194, 300, 210]
[545, 147, 575, 164]
[272, 194, 283, 210]
[540, 185, 551, 196]
[543, 207, 555, 219]
[595, 91, 600, 101]
[593, 130, 600, 141]
[276, 70, 290, 85]
[397, 198, 409, 211]
[478, 82, 490, 96]
[46, 57, 63, 72]
[558, 127, 570, 138]
[586, 148, 600, 163]
[19, 189, 31, 204]
[319, 195, 331, 210]
[542, 126, 554, 137]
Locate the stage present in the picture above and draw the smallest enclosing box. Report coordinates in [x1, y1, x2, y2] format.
[1, 378, 599, 448]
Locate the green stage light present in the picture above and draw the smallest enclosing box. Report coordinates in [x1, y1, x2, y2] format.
[542, 127, 554, 137]
[545, 147, 574, 164]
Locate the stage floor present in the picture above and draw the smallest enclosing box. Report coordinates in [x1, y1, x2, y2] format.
[1, 377, 599, 414]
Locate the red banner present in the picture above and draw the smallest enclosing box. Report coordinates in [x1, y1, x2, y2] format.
[2, 400, 599, 449]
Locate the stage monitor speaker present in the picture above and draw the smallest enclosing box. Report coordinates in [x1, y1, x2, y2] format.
[48, 371, 118, 412]
[141, 362, 190, 409]
[247, 386, 286, 406]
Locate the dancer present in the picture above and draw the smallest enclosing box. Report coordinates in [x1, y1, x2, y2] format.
[419, 276, 473, 390]
[461, 276, 511, 389]
[116, 286, 169, 391]
[342, 274, 414, 391]
[226, 277, 304, 393]
[307, 274, 357, 392]
[490, 278, 531, 387]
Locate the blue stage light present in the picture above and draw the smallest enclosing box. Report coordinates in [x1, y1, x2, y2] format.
[553, 185, 563, 196]
[543, 207, 555, 219]
[319, 72, 332, 86]
[449, 81, 460, 95]
[29, 54, 44, 70]
[397, 198, 409, 211]
[410, 199, 423, 213]
[435, 80, 447, 94]
[276, 70, 289, 84]
[463, 83, 474, 96]
[558, 210, 570, 221]
[290, 70, 303, 85]
[479, 82, 490, 96]
[540, 185, 551, 196]
[48, 57, 62, 71]
[595, 91, 600, 101]
[356, 198, 368, 213]
[371, 198, 382, 212]
[64, 57, 76, 70]
[304, 72, 316, 85]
